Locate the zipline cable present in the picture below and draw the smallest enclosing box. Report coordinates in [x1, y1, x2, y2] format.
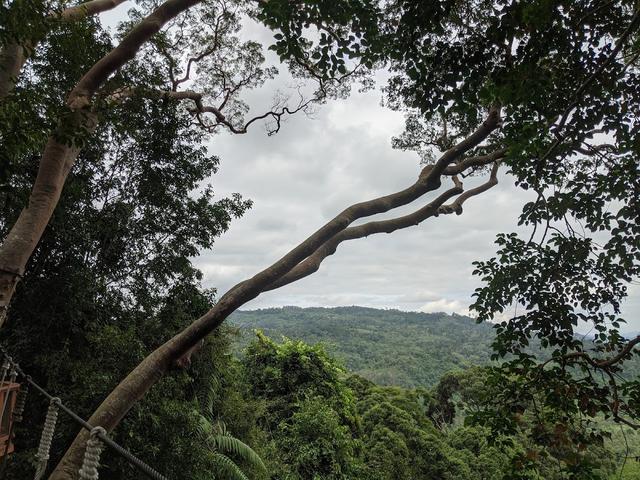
[0, 346, 168, 480]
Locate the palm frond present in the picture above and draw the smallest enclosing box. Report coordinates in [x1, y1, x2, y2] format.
[211, 452, 249, 480]
[210, 434, 267, 472]
[195, 412, 214, 440]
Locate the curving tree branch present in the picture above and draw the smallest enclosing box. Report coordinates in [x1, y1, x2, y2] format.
[443, 148, 507, 175]
[59, 0, 128, 20]
[49, 106, 502, 479]
[118, 88, 320, 135]
[265, 162, 501, 292]
[0, 0, 129, 101]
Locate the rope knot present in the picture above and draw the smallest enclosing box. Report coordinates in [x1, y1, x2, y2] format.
[33, 397, 60, 479]
[90, 426, 106, 437]
[78, 426, 107, 480]
[13, 384, 28, 422]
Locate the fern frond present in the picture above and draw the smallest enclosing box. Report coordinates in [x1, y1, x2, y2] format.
[201, 377, 221, 416]
[210, 434, 267, 472]
[195, 412, 214, 440]
[211, 452, 249, 480]
[213, 420, 228, 436]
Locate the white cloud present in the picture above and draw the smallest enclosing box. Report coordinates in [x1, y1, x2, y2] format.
[198, 81, 639, 332]
[419, 298, 470, 316]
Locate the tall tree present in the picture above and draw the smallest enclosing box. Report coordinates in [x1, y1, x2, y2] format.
[0, 11, 264, 479]
[376, 0, 640, 474]
[2, 1, 504, 477]
[0, 0, 336, 325]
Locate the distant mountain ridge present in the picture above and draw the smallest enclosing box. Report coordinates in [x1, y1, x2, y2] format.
[229, 306, 496, 388]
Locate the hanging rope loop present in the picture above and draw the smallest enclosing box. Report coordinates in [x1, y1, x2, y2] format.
[78, 426, 107, 480]
[13, 383, 28, 423]
[33, 397, 60, 480]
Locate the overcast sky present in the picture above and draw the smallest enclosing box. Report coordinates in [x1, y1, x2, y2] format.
[100, 8, 639, 332]
[200, 85, 636, 330]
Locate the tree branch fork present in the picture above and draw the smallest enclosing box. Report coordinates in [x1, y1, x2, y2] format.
[106, 87, 316, 135]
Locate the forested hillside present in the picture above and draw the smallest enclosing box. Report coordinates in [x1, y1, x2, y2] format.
[231, 306, 640, 387]
[230, 307, 640, 479]
[231, 306, 496, 387]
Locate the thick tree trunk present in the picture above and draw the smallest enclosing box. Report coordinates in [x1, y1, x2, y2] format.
[0, 0, 201, 326]
[0, 42, 27, 101]
[0, 120, 87, 327]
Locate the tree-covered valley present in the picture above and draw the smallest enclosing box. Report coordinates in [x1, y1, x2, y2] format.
[231, 306, 640, 478]
[232, 306, 640, 388]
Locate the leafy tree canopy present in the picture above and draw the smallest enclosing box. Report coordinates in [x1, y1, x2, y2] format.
[256, 0, 640, 470]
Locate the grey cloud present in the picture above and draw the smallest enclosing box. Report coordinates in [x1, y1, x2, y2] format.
[97, 11, 639, 332]
[200, 83, 639, 332]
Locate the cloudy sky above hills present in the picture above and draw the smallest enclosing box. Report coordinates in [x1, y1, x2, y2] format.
[100, 8, 639, 331]
[201, 88, 637, 330]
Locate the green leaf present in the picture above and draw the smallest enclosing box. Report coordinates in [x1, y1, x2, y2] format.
[210, 434, 267, 472]
[211, 453, 249, 480]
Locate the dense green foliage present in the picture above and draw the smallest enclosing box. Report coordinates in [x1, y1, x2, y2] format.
[243, 333, 360, 479]
[232, 306, 494, 387]
[241, 332, 523, 480]
[233, 306, 640, 478]
[239, 332, 632, 479]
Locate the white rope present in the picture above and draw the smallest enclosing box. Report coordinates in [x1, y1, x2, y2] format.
[78, 426, 107, 480]
[12, 384, 28, 423]
[33, 397, 60, 480]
